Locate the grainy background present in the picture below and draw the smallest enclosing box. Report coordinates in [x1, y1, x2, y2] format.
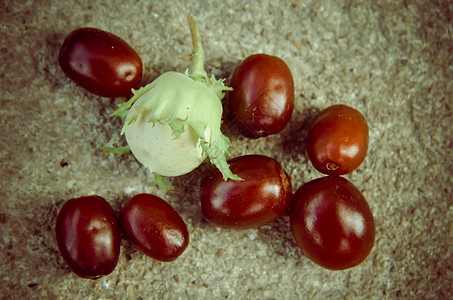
[1, 0, 452, 299]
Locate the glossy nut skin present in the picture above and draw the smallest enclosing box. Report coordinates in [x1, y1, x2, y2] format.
[55, 196, 121, 279]
[305, 104, 369, 175]
[200, 155, 292, 229]
[228, 54, 294, 139]
[119, 194, 189, 262]
[290, 176, 375, 270]
[58, 27, 142, 97]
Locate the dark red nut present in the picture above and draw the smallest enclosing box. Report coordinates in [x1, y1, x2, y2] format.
[290, 176, 375, 270]
[55, 195, 121, 279]
[58, 27, 142, 97]
[305, 104, 369, 175]
[228, 53, 294, 139]
[119, 194, 189, 261]
[200, 154, 292, 229]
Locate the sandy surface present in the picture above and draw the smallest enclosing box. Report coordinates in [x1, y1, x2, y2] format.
[1, 0, 452, 299]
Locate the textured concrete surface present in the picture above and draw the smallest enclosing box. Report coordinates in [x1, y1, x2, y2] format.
[1, 0, 452, 299]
